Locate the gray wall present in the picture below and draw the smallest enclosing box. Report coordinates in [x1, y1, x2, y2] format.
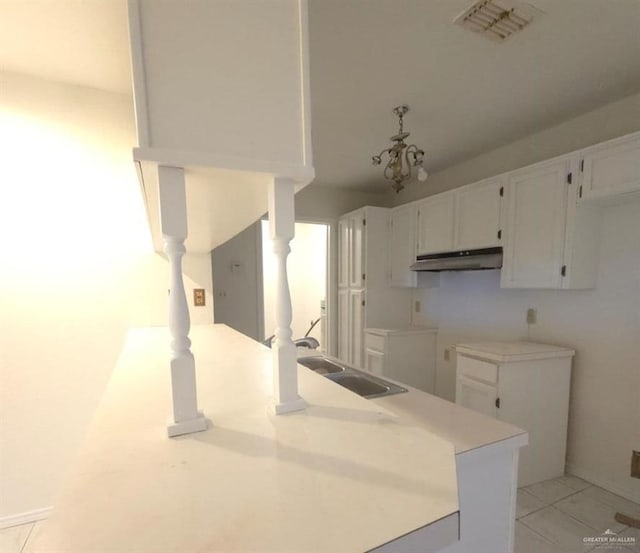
[211, 222, 263, 341]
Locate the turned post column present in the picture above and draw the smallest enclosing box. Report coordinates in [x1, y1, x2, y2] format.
[158, 165, 207, 436]
[268, 177, 306, 414]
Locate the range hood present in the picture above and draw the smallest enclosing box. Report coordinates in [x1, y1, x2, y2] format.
[410, 247, 503, 272]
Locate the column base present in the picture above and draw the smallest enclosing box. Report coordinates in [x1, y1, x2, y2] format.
[167, 411, 208, 437]
[272, 397, 307, 415]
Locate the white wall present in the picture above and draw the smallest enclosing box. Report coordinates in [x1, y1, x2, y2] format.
[0, 72, 212, 522]
[262, 221, 327, 348]
[406, 93, 640, 503]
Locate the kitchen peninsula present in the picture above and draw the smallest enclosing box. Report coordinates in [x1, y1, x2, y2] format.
[30, 325, 526, 553]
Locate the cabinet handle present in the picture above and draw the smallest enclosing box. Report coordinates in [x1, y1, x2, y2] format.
[495, 397, 501, 408]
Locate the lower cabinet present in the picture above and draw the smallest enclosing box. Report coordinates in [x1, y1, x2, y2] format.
[455, 341, 574, 487]
[338, 288, 365, 367]
[364, 327, 437, 393]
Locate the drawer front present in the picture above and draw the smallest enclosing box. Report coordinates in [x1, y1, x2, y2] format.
[458, 356, 498, 384]
[365, 333, 386, 352]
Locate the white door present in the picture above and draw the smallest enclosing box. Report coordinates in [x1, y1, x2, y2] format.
[337, 288, 350, 364]
[389, 204, 417, 287]
[365, 348, 385, 376]
[501, 160, 569, 289]
[337, 218, 349, 288]
[456, 376, 498, 418]
[349, 289, 365, 368]
[349, 214, 365, 288]
[455, 178, 503, 250]
[417, 193, 455, 255]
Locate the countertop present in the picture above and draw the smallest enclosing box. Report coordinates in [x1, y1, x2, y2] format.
[372, 378, 527, 455]
[365, 326, 438, 336]
[455, 341, 575, 362]
[31, 325, 459, 553]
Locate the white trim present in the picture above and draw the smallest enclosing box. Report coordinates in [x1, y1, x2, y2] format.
[0, 507, 52, 529]
[566, 462, 640, 504]
[127, 0, 151, 147]
[133, 146, 315, 185]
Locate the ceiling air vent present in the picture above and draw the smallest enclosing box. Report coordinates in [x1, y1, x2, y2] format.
[454, 0, 538, 42]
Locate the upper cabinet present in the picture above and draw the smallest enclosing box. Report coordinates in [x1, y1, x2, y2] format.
[501, 159, 571, 288]
[389, 204, 418, 287]
[455, 177, 503, 250]
[578, 132, 640, 203]
[416, 177, 503, 256]
[416, 193, 455, 255]
[501, 156, 601, 289]
[127, 0, 314, 253]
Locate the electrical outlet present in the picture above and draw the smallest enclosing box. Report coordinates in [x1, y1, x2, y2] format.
[414, 300, 421, 313]
[193, 289, 206, 306]
[631, 450, 640, 478]
[444, 348, 450, 361]
[526, 308, 537, 325]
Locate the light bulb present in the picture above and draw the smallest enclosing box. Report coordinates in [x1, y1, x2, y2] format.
[417, 166, 428, 182]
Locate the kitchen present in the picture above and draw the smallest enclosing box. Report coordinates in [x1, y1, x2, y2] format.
[1, 1, 639, 552]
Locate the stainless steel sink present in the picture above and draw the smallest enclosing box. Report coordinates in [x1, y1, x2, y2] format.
[298, 355, 407, 399]
[327, 373, 388, 397]
[298, 357, 345, 375]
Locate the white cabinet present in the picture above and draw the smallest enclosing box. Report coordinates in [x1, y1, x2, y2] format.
[389, 204, 418, 287]
[579, 132, 640, 202]
[455, 341, 574, 487]
[415, 178, 503, 257]
[364, 327, 438, 392]
[337, 207, 412, 368]
[501, 156, 601, 289]
[501, 159, 570, 288]
[417, 192, 455, 255]
[454, 177, 503, 250]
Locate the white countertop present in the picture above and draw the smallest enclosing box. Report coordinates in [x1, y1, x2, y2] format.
[365, 326, 438, 336]
[31, 325, 459, 553]
[373, 380, 527, 455]
[455, 341, 575, 363]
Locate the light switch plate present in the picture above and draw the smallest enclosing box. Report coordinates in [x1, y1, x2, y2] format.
[193, 289, 206, 306]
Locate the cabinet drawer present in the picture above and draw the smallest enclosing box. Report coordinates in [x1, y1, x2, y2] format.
[365, 333, 386, 352]
[458, 356, 498, 384]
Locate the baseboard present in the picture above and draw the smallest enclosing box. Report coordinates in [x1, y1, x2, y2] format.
[567, 463, 640, 504]
[0, 506, 52, 529]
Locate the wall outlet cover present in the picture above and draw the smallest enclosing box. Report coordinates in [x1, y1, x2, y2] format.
[193, 289, 206, 306]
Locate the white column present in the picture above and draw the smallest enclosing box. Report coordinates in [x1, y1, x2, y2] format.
[158, 165, 207, 437]
[268, 177, 306, 414]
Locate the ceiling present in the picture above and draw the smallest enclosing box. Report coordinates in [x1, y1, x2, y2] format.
[1, 0, 639, 191]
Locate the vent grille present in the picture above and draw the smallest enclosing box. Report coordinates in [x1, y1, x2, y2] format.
[454, 0, 536, 42]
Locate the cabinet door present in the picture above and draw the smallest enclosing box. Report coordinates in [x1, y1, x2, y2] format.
[337, 289, 350, 364]
[581, 133, 640, 201]
[501, 160, 569, 289]
[389, 204, 418, 287]
[365, 348, 385, 376]
[455, 178, 503, 250]
[349, 215, 365, 288]
[456, 375, 498, 418]
[417, 193, 455, 255]
[349, 289, 365, 368]
[337, 218, 349, 288]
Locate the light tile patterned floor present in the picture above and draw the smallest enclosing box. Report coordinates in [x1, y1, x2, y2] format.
[517, 476, 640, 553]
[1, 476, 638, 553]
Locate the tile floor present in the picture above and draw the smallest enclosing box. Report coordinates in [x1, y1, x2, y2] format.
[1, 476, 638, 553]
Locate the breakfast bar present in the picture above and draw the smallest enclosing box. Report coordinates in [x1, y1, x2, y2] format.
[30, 325, 462, 553]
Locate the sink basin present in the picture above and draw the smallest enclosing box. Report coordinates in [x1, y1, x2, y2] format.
[299, 355, 408, 399]
[328, 374, 389, 397]
[298, 357, 345, 375]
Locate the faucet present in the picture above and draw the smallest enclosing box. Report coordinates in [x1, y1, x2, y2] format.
[293, 337, 320, 349]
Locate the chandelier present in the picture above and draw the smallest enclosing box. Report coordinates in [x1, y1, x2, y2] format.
[371, 105, 428, 193]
